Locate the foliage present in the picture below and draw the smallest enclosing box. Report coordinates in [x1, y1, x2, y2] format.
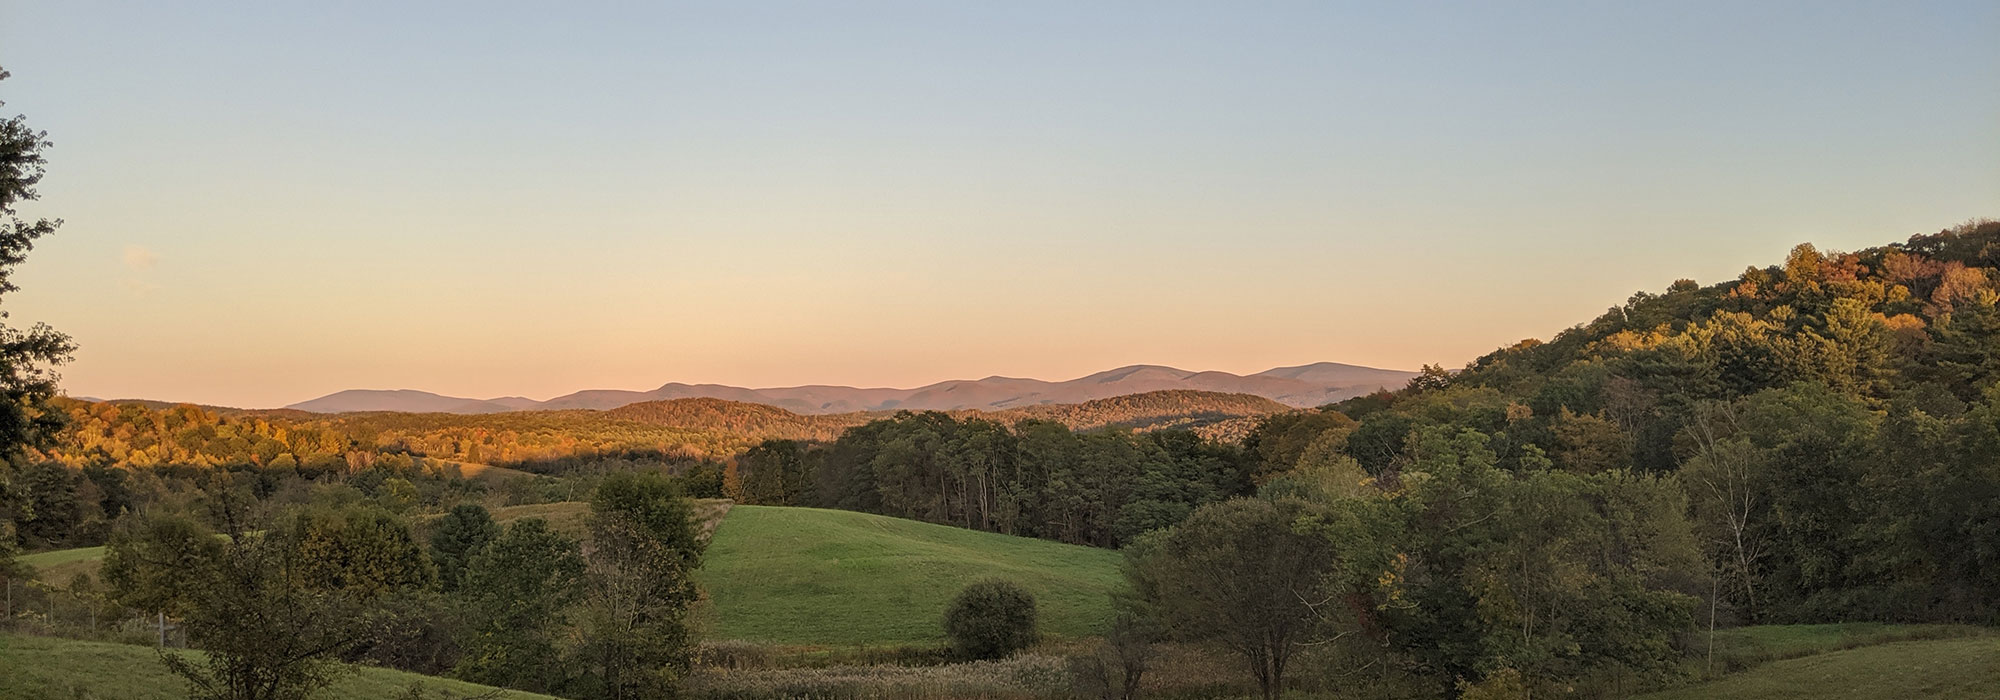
[1123, 497, 1338, 700]
[429, 504, 500, 593]
[99, 487, 462, 700]
[153, 508, 366, 700]
[571, 472, 706, 699]
[32, 390, 1277, 479]
[0, 64, 76, 585]
[284, 504, 437, 597]
[802, 413, 1248, 548]
[941, 579, 1039, 660]
[0, 66, 76, 466]
[456, 517, 585, 693]
[736, 439, 811, 507]
[100, 512, 223, 616]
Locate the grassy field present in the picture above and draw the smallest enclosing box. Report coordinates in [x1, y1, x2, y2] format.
[14, 501, 1114, 650]
[0, 633, 558, 700]
[16, 545, 105, 585]
[16, 546, 103, 570]
[695, 505, 1123, 647]
[1699, 622, 1986, 672]
[1638, 635, 2000, 700]
[486, 498, 732, 540]
[449, 461, 536, 481]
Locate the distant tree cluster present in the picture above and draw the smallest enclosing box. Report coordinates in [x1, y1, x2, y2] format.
[732, 413, 1253, 548]
[38, 398, 764, 471]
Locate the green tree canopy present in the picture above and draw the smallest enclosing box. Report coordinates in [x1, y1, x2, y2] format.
[428, 503, 499, 593]
[942, 578, 1039, 660]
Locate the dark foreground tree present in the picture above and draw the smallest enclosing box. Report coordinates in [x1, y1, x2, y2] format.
[1124, 497, 1338, 700]
[942, 578, 1039, 660]
[107, 489, 364, 700]
[0, 65, 77, 581]
[101, 512, 223, 620]
[429, 503, 500, 592]
[457, 517, 585, 693]
[285, 504, 436, 597]
[160, 534, 363, 700]
[573, 472, 705, 699]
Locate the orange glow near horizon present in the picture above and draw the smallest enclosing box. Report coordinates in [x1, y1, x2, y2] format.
[3, 3, 1994, 408]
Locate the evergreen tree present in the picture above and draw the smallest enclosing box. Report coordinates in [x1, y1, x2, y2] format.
[429, 503, 499, 593]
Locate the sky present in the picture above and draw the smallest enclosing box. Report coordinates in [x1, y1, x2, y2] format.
[0, 1, 1995, 408]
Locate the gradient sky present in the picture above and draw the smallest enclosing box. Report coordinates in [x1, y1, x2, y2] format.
[1, 1, 1995, 408]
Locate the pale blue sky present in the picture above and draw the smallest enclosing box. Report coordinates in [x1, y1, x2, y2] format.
[1, 1, 1994, 407]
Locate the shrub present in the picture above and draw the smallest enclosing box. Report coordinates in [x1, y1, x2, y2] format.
[943, 579, 1039, 660]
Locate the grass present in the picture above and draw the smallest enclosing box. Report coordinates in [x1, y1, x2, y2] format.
[0, 633, 559, 700]
[486, 500, 594, 539]
[15, 546, 104, 586]
[449, 461, 536, 481]
[16, 547, 103, 570]
[694, 505, 1124, 647]
[1699, 622, 1986, 672]
[486, 498, 732, 541]
[1637, 635, 2000, 700]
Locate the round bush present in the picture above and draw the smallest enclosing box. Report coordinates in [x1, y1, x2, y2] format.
[942, 578, 1040, 660]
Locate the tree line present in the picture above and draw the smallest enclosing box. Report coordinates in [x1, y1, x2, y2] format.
[730, 415, 1253, 548]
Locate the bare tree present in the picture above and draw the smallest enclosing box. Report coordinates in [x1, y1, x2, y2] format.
[1683, 401, 1765, 622]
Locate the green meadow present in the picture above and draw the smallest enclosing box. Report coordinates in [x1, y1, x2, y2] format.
[694, 505, 1124, 646]
[0, 634, 559, 700]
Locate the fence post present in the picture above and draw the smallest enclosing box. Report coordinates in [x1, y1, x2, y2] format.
[158, 610, 165, 647]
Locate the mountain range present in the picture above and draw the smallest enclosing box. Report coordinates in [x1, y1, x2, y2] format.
[285, 362, 1418, 415]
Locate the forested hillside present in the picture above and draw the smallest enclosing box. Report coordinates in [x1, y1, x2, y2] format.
[1328, 219, 2000, 624]
[7, 390, 1279, 550]
[36, 389, 1280, 472]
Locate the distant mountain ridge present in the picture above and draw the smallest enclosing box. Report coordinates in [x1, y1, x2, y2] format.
[285, 362, 1418, 415]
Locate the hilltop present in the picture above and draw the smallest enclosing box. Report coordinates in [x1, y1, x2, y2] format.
[283, 362, 1417, 414]
[37, 388, 1295, 470]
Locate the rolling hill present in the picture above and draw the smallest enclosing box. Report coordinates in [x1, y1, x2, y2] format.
[693, 505, 1124, 646]
[38, 389, 1294, 475]
[0, 634, 559, 700]
[284, 362, 1417, 414]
